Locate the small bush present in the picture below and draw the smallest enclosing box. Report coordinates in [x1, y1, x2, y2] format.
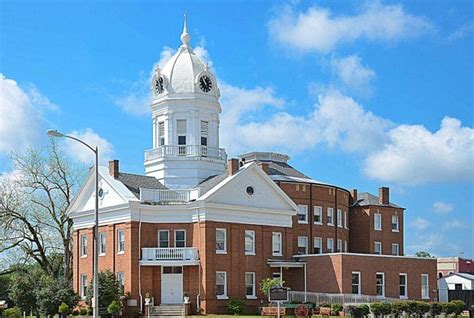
[107, 300, 121, 315]
[320, 302, 331, 308]
[358, 304, 370, 316]
[72, 309, 80, 316]
[348, 305, 360, 318]
[59, 302, 69, 314]
[450, 300, 465, 315]
[430, 302, 443, 317]
[80, 308, 88, 315]
[392, 301, 409, 316]
[295, 304, 309, 317]
[417, 301, 431, 316]
[227, 298, 246, 315]
[380, 302, 392, 315]
[406, 301, 419, 316]
[370, 302, 383, 316]
[4, 307, 22, 318]
[331, 303, 343, 315]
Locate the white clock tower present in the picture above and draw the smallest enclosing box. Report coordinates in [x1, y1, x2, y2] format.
[144, 16, 227, 189]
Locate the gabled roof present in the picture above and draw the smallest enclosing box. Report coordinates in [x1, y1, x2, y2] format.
[117, 172, 167, 198]
[448, 273, 474, 280]
[353, 192, 402, 208]
[197, 174, 228, 196]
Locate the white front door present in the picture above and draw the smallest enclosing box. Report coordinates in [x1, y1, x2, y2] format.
[161, 266, 183, 304]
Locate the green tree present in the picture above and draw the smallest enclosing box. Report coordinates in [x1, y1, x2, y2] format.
[86, 270, 122, 311]
[35, 274, 79, 317]
[259, 278, 285, 296]
[107, 300, 121, 317]
[8, 268, 41, 316]
[415, 251, 433, 258]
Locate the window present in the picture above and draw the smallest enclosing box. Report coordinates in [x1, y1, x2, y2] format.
[216, 271, 227, 299]
[337, 239, 342, 252]
[298, 205, 308, 223]
[99, 232, 106, 255]
[376, 273, 385, 297]
[392, 215, 399, 232]
[344, 240, 348, 252]
[117, 229, 125, 253]
[201, 121, 208, 147]
[344, 211, 348, 228]
[117, 272, 125, 290]
[337, 209, 343, 227]
[177, 119, 187, 155]
[245, 272, 256, 298]
[158, 230, 169, 248]
[352, 272, 361, 294]
[175, 230, 186, 248]
[245, 230, 255, 255]
[327, 208, 334, 225]
[272, 232, 282, 256]
[80, 234, 88, 257]
[327, 238, 334, 253]
[216, 228, 227, 253]
[80, 274, 87, 298]
[272, 272, 282, 281]
[314, 206, 323, 224]
[297, 236, 308, 254]
[374, 213, 382, 230]
[374, 241, 382, 255]
[392, 243, 400, 256]
[399, 273, 407, 298]
[314, 237, 322, 254]
[421, 274, 429, 299]
[158, 121, 165, 146]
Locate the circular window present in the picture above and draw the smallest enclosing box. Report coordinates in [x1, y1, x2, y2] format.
[246, 186, 254, 196]
[98, 188, 104, 199]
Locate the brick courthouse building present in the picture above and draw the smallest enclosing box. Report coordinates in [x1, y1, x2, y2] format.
[69, 19, 437, 314]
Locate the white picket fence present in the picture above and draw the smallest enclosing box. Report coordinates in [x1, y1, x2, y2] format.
[289, 291, 399, 305]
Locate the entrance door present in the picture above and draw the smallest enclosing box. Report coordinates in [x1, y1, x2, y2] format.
[161, 266, 183, 304]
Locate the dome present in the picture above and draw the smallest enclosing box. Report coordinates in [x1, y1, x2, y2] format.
[151, 16, 219, 99]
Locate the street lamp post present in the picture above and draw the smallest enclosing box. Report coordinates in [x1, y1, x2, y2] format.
[47, 129, 100, 318]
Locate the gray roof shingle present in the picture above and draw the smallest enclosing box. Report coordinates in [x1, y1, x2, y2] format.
[354, 192, 402, 208]
[197, 174, 228, 195]
[117, 173, 167, 198]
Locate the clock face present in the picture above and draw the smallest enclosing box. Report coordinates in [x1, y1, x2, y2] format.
[154, 76, 164, 94]
[199, 75, 213, 93]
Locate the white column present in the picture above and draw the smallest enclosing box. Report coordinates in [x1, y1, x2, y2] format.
[304, 264, 307, 302]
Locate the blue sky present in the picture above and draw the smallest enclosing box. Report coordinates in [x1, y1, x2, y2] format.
[0, 0, 472, 257]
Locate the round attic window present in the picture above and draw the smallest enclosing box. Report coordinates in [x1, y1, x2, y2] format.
[246, 186, 254, 196]
[98, 188, 104, 199]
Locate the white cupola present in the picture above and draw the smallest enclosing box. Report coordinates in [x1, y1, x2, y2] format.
[144, 14, 227, 189]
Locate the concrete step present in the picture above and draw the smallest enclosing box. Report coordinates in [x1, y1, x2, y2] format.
[150, 305, 185, 317]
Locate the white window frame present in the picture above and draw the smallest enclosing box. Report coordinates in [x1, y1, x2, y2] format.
[245, 230, 255, 255]
[272, 232, 282, 256]
[392, 243, 400, 256]
[344, 211, 348, 229]
[344, 240, 348, 252]
[327, 238, 334, 253]
[376, 272, 385, 297]
[327, 208, 334, 226]
[216, 228, 227, 254]
[352, 271, 361, 295]
[216, 271, 227, 299]
[297, 236, 308, 254]
[158, 230, 170, 248]
[374, 241, 382, 255]
[117, 229, 125, 254]
[399, 273, 408, 299]
[174, 229, 186, 248]
[314, 206, 323, 224]
[99, 232, 106, 255]
[374, 213, 382, 231]
[117, 272, 125, 289]
[392, 215, 399, 232]
[298, 205, 308, 224]
[80, 234, 88, 257]
[245, 272, 256, 299]
[80, 274, 87, 299]
[314, 237, 322, 254]
[421, 274, 429, 299]
[337, 239, 342, 252]
[158, 121, 165, 146]
[337, 209, 343, 227]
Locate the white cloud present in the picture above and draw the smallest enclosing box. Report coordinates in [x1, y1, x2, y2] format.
[410, 217, 430, 230]
[432, 201, 454, 214]
[447, 22, 474, 41]
[268, 2, 432, 53]
[331, 55, 376, 97]
[64, 128, 114, 165]
[364, 117, 474, 184]
[443, 219, 468, 230]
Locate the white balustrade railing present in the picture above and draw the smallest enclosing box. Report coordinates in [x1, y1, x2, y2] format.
[140, 187, 200, 204]
[145, 145, 227, 161]
[289, 291, 399, 305]
[142, 247, 198, 261]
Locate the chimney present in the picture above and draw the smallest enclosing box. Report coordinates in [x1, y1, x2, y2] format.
[227, 158, 239, 176]
[379, 187, 389, 205]
[350, 189, 358, 205]
[109, 160, 119, 179]
[259, 162, 269, 174]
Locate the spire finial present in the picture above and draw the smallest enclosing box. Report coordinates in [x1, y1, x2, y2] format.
[180, 12, 191, 46]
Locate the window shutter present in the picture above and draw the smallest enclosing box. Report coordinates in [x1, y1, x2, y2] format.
[158, 122, 165, 137]
[201, 121, 208, 136]
[177, 120, 186, 135]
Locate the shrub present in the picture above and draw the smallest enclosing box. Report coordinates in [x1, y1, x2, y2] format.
[358, 304, 370, 316]
[320, 302, 331, 308]
[348, 305, 360, 318]
[417, 301, 431, 316]
[72, 309, 80, 316]
[331, 303, 343, 315]
[406, 301, 419, 316]
[430, 302, 443, 317]
[58, 302, 69, 314]
[450, 300, 465, 315]
[295, 304, 309, 317]
[79, 308, 88, 315]
[370, 302, 383, 316]
[379, 302, 392, 315]
[227, 298, 246, 315]
[107, 300, 121, 316]
[259, 278, 285, 296]
[4, 307, 22, 318]
[392, 301, 409, 316]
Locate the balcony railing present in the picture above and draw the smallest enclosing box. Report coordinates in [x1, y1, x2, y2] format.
[142, 247, 199, 262]
[140, 188, 200, 204]
[145, 145, 227, 161]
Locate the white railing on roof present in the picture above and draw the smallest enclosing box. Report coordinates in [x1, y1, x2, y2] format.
[145, 145, 227, 161]
[142, 247, 198, 261]
[140, 188, 200, 204]
[289, 291, 399, 305]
